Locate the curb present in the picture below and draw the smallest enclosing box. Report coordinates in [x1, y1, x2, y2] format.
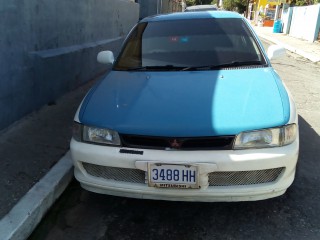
[258, 33, 320, 63]
[0, 152, 73, 240]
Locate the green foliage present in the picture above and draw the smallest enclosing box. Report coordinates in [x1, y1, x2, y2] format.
[291, 0, 318, 5]
[295, 0, 305, 5]
[211, 0, 219, 6]
[185, 0, 213, 6]
[222, 0, 247, 13]
[185, 0, 196, 6]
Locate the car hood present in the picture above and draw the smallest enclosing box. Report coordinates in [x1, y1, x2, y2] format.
[79, 68, 290, 137]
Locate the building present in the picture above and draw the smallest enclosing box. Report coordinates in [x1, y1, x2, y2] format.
[248, 0, 287, 26]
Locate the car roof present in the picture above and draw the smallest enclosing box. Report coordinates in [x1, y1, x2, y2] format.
[140, 11, 242, 23]
[185, 4, 218, 11]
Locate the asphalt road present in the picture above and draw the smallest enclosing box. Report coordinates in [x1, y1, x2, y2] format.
[29, 40, 320, 240]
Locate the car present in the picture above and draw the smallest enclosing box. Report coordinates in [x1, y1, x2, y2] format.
[184, 4, 218, 12]
[71, 11, 299, 202]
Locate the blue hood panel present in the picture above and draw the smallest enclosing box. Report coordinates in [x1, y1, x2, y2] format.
[79, 68, 290, 137]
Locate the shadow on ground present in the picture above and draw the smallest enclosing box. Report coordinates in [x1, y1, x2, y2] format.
[29, 115, 320, 240]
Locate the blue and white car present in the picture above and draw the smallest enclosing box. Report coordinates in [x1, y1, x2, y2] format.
[71, 11, 299, 201]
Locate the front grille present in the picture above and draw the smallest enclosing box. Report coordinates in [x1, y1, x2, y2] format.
[82, 163, 146, 184]
[82, 163, 284, 187]
[120, 134, 234, 150]
[208, 167, 284, 186]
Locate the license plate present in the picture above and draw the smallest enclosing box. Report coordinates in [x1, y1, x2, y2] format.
[148, 163, 199, 189]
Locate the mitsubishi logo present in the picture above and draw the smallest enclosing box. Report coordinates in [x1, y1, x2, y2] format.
[169, 139, 182, 149]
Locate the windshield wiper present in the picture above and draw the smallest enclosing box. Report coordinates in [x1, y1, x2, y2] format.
[127, 65, 186, 71]
[182, 61, 264, 71]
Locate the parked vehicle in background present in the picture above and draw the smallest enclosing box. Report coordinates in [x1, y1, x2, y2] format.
[71, 11, 299, 202]
[184, 4, 218, 12]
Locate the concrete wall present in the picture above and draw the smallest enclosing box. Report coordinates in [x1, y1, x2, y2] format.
[0, 0, 139, 131]
[281, 5, 293, 35]
[137, 0, 158, 19]
[161, 0, 183, 13]
[289, 4, 320, 42]
[137, 0, 182, 19]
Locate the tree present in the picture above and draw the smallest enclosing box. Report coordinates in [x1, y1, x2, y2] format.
[185, 0, 213, 6]
[211, 0, 219, 6]
[291, 0, 319, 5]
[222, 0, 247, 13]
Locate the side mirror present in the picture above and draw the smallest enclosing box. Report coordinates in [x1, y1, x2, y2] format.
[97, 51, 114, 64]
[267, 45, 286, 60]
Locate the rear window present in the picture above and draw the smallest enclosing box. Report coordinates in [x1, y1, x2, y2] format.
[114, 18, 266, 70]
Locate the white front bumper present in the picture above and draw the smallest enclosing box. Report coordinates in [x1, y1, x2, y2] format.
[70, 137, 299, 202]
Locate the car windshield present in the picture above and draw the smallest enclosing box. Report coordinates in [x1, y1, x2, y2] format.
[113, 18, 267, 71]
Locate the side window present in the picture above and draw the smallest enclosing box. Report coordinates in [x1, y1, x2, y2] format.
[116, 23, 147, 69]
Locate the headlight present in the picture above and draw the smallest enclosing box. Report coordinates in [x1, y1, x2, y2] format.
[72, 122, 121, 146]
[233, 124, 297, 150]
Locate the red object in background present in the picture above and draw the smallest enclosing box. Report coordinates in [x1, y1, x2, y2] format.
[263, 20, 274, 27]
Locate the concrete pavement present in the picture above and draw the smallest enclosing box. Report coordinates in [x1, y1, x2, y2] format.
[0, 28, 319, 240]
[0, 78, 97, 240]
[253, 26, 320, 63]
